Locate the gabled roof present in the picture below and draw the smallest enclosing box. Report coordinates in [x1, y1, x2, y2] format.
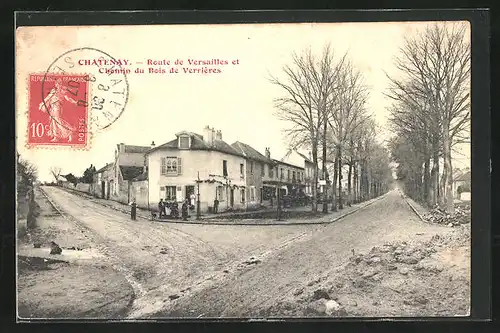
[117, 144, 150, 154]
[133, 170, 148, 181]
[147, 132, 244, 158]
[95, 163, 113, 173]
[295, 151, 313, 164]
[120, 166, 144, 181]
[231, 141, 273, 164]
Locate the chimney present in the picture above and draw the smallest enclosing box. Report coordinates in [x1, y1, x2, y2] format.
[215, 130, 222, 141]
[151, 141, 156, 149]
[203, 126, 214, 145]
[119, 143, 125, 153]
[265, 147, 271, 159]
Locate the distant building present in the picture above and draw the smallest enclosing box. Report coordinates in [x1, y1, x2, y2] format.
[231, 142, 274, 208]
[110, 143, 150, 204]
[146, 126, 247, 213]
[453, 169, 471, 200]
[91, 163, 113, 199]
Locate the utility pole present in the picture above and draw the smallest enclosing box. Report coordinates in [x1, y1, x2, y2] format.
[196, 171, 201, 220]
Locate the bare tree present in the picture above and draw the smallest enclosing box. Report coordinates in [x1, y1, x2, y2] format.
[270, 44, 341, 212]
[327, 60, 370, 210]
[387, 22, 470, 213]
[50, 166, 62, 183]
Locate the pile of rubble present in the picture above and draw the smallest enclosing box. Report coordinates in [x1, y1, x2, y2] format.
[423, 204, 471, 227]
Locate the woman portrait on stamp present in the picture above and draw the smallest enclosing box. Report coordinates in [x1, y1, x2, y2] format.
[39, 78, 78, 142]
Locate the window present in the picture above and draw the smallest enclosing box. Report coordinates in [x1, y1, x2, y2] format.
[293, 171, 296, 182]
[250, 186, 256, 201]
[161, 157, 182, 176]
[240, 189, 245, 203]
[223, 160, 228, 177]
[287, 170, 290, 181]
[179, 136, 190, 149]
[269, 165, 274, 178]
[240, 163, 244, 178]
[261, 163, 265, 177]
[217, 186, 225, 201]
[165, 186, 176, 201]
[280, 168, 284, 179]
[250, 161, 254, 174]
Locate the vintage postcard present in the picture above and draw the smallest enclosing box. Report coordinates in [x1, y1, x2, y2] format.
[15, 15, 474, 320]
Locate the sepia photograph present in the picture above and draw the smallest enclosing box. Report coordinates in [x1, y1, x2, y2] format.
[15, 15, 474, 320]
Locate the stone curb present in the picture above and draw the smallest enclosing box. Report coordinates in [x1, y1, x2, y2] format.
[55, 186, 389, 226]
[397, 189, 426, 222]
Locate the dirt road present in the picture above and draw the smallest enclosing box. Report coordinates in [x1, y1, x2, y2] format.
[37, 187, 460, 318]
[39, 186, 316, 317]
[156, 190, 453, 318]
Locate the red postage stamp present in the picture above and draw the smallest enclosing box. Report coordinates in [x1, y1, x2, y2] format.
[27, 73, 89, 148]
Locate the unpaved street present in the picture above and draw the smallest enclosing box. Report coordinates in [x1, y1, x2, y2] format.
[36, 187, 459, 318]
[157, 190, 454, 318]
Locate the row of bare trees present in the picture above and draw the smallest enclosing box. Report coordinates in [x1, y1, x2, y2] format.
[387, 22, 470, 214]
[270, 45, 393, 213]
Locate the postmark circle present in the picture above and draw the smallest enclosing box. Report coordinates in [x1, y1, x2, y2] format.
[41, 47, 129, 133]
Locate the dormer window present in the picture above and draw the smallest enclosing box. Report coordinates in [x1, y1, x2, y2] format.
[179, 136, 190, 149]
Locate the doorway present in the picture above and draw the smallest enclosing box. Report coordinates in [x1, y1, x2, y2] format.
[230, 189, 234, 207]
[185, 185, 195, 199]
[101, 181, 105, 198]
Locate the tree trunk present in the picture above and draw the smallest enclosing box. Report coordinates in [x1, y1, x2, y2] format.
[347, 160, 353, 207]
[332, 155, 338, 211]
[424, 156, 431, 206]
[311, 144, 319, 213]
[430, 139, 439, 207]
[442, 122, 455, 214]
[353, 161, 358, 203]
[322, 121, 328, 213]
[337, 146, 343, 209]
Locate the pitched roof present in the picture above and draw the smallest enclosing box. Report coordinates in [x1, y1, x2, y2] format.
[133, 170, 148, 181]
[117, 144, 151, 154]
[272, 159, 305, 170]
[295, 151, 313, 164]
[231, 141, 273, 163]
[95, 163, 113, 173]
[147, 132, 244, 158]
[455, 170, 471, 182]
[120, 166, 144, 181]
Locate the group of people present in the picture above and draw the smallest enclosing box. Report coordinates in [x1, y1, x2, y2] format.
[158, 197, 194, 221]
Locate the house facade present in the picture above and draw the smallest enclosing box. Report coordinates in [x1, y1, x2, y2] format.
[91, 163, 114, 199]
[146, 126, 247, 213]
[109, 143, 150, 204]
[231, 142, 274, 208]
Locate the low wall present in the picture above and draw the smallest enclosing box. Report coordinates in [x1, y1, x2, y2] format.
[61, 182, 91, 194]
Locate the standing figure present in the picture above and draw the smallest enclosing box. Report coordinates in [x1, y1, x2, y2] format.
[158, 199, 164, 218]
[38, 79, 78, 142]
[190, 192, 196, 210]
[181, 199, 189, 221]
[130, 200, 137, 220]
[213, 198, 219, 214]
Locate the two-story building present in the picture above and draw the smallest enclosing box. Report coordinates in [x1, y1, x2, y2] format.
[231, 141, 274, 208]
[260, 148, 306, 199]
[146, 126, 247, 213]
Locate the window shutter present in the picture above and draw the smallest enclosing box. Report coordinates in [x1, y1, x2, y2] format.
[177, 157, 182, 175]
[161, 157, 166, 175]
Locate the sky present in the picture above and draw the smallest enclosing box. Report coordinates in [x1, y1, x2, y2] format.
[15, 21, 471, 182]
